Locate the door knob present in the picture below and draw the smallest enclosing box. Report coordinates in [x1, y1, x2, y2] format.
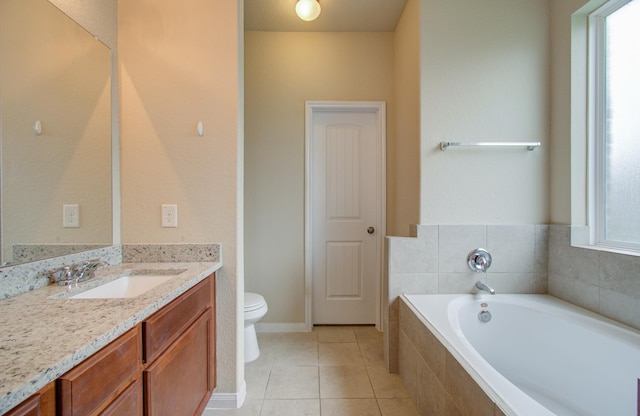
[367, 226, 375, 234]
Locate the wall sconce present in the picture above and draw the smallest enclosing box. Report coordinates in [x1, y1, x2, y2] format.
[295, 0, 321, 22]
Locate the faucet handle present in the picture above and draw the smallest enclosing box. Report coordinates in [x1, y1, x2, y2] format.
[467, 248, 492, 273]
[48, 266, 77, 286]
[76, 259, 109, 281]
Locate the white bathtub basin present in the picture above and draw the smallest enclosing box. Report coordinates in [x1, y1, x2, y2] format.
[70, 273, 178, 299]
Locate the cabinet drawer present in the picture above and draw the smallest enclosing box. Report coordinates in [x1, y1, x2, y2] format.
[58, 326, 142, 416]
[142, 277, 211, 363]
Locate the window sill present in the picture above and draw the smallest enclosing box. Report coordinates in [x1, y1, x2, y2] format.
[570, 225, 640, 257]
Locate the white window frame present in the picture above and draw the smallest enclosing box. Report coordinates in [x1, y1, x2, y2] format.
[572, 0, 640, 255]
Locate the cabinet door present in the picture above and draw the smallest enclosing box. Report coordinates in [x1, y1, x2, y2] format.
[99, 377, 143, 416]
[144, 309, 213, 416]
[58, 326, 142, 416]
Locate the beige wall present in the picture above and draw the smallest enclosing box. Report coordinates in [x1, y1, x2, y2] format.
[391, 0, 421, 236]
[119, 0, 244, 395]
[420, 0, 550, 225]
[244, 32, 394, 324]
[549, 0, 590, 224]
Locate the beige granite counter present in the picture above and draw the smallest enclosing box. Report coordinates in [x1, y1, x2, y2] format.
[0, 261, 221, 415]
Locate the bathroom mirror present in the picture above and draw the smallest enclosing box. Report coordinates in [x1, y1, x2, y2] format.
[0, 0, 112, 266]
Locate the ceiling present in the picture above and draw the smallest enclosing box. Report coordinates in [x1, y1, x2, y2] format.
[244, 0, 409, 32]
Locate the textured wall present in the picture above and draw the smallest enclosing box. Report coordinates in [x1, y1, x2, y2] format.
[391, 0, 420, 237]
[420, 0, 550, 225]
[244, 31, 394, 325]
[119, 0, 244, 397]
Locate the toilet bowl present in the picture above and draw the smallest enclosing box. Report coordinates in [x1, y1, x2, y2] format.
[244, 292, 268, 362]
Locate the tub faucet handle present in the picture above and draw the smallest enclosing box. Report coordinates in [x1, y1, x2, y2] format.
[467, 248, 492, 273]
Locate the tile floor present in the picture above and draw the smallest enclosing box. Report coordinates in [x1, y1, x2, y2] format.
[203, 326, 419, 416]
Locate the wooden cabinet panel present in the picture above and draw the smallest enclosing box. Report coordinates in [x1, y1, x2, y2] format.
[99, 377, 143, 416]
[144, 309, 213, 416]
[143, 278, 211, 363]
[6, 380, 55, 416]
[58, 326, 142, 416]
[209, 273, 216, 392]
[5, 395, 39, 416]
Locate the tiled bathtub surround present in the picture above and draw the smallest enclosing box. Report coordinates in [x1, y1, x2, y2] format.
[398, 299, 506, 416]
[549, 225, 640, 331]
[384, 224, 548, 371]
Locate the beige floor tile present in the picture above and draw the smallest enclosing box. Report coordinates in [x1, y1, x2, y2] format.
[320, 398, 381, 416]
[260, 399, 320, 416]
[319, 366, 375, 399]
[245, 366, 271, 399]
[241, 328, 420, 415]
[315, 326, 357, 342]
[358, 342, 385, 368]
[377, 398, 420, 416]
[256, 331, 318, 344]
[319, 343, 364, 366]
[366, 366, 410, 399]
[273, 342, 318, 367]
[353, 326, 383, 344]
[264, 366, 319, 399]
[246, 337, 278, 368]
[256, 332, 285, 345]
[202, 399, 262, 416]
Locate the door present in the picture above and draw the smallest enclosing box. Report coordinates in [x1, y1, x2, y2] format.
[307, 102, 385, 325]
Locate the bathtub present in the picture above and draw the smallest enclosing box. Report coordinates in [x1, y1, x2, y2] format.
[401, 294, 640, 416]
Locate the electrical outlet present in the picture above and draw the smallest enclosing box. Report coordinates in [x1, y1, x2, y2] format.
[162, 204, 178, 227]
[63, 204, 80, 228]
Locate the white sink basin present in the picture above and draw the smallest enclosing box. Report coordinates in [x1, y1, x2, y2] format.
[70, 274, 177, 299]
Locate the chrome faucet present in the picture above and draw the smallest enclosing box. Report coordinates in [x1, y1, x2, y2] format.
[49, 259, 108, 286]
[75, 259, 109, 282]
[475, 280, 496, 295]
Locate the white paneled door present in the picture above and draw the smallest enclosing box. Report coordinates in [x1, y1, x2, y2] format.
[307, 102, 385, 325]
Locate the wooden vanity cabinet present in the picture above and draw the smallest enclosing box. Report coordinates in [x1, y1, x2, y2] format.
[5, 382, 55, 416]
[15, 273, 216, 416]
[142, 275, 215, 416]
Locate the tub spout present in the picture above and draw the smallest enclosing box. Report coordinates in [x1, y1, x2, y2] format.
[476, 280, 495, 295]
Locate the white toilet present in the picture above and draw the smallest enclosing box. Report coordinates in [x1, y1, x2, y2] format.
[244, 292, 268, 362]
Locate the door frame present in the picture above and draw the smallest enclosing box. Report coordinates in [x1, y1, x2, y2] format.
[304, 101, 386, 331]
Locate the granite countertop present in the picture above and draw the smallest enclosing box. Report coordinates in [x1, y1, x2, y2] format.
[0, 261, 221, 415]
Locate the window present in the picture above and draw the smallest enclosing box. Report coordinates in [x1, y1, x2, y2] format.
[589, 0, 640, 251]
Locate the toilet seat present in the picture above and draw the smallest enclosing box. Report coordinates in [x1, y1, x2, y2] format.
[244, 292, 266, 312]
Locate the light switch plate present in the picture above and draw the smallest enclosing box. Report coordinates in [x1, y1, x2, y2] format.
[63, 204, 80, 228]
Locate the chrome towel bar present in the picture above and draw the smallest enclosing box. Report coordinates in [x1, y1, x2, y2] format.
[439, 141, 541, 151]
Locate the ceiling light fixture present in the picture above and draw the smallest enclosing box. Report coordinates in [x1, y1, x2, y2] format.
[295, 0, 321, 22]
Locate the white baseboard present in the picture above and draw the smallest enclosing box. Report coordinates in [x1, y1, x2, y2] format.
[206, 380, 247, 409]
[255, 322, 308, 332]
